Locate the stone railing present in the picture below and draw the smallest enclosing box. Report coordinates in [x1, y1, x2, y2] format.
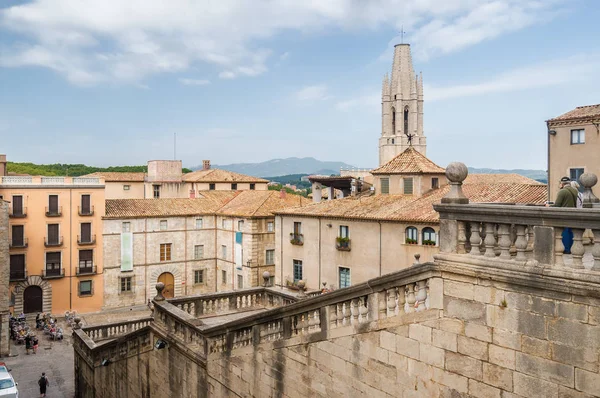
[81, 317, 153, 342]
[167, 287, 299, 317]
[434, 203, 600, 270]
[0, 176, 103, 186]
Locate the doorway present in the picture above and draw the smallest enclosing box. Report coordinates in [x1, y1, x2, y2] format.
[23, 286, 43, 313]
[157, 272, 174, 298]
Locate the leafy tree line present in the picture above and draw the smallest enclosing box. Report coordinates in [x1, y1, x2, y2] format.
[267, 184, 311, 197]
[7, 162, 192, 176]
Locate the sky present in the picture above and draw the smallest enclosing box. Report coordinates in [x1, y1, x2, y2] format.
[1, 0, 599, 170]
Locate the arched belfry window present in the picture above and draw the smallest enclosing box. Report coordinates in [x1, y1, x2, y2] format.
[391, 107, 396, 134]
[404, 106, 409, 135]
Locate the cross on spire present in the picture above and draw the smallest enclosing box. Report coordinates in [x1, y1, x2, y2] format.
[400, 25, 406, 44]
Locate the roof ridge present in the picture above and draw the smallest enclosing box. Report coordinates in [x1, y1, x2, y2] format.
[250, 191, 275, 217]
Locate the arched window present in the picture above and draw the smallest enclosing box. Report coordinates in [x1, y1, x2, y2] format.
[404, 106, 409, 135]
[422, 227, 437, 246]
[391, 107, 396, 134]
[405, 226, 418, 244]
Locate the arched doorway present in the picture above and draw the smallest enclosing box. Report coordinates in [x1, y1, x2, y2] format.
[158, 272, 174, 298]
[23, 286, 43, 314]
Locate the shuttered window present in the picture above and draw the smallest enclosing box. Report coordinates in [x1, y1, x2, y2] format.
[380, 178, 390, 195]
[46, 252, 61, 269]
[12, 195, 23, 215]
[81, 223, 91, 242]
[194, 245, 204, 260]
[48, 224, 59, 245]
[404, 178, 414, 195]
[48, 195, 59, 213]
[79, 249, 93, 268]
[81, 195, 91, 213]
[11, 225, 24, 246]
[266, 249, 275, 265]
[160, 244, 172, 261]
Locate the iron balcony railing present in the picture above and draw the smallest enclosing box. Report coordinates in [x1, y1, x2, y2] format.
[8, 207, 27, 218]
[9, 269, 27, 281]
[43, 268, 65, 279]
[78, 206, 94, 216]
[77, 234, 96, 245]
[9, 237, 28, 249]
[76, 265, 97, 276]
[44, 236, 63, 247]
[45, 206, 62, 217]
[290, 233, 304, 245]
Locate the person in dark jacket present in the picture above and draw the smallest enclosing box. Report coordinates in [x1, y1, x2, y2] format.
[38, 372, 49, 397]
[552, 176, 579, 253]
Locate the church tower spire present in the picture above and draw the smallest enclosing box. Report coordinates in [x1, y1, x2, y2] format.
[379, 44, 426, 166]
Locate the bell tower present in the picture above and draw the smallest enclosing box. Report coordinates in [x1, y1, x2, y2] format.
[379, 44, 425, 166]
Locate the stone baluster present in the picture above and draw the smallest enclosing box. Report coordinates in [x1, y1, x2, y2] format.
[515, 225, 528, 261]
[457, 221, 467, 254]
[397, 287, 406, 316]
[554, 227, 565, 267]
[342, 302, 351, 325]
[416, 281, 427, 311]
[330, 304, 338, 329]
[359, 297, 368, 322]
[386, 288, 397, 317]
[484, 223, 496, 257]
[469, 222, 482, 255]
[405, 284, 416, 313]
[378, 291, 387, 320]
[352, 299, 359, 324]
[571, 228, 585, 269]
[497, 224, 512, 259]
[593, 229, 600, 271]
[526, 226, 535, 258]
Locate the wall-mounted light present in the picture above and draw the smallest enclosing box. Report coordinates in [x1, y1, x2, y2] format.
[326, 223, 332, 228]
[548, 130, 557, 135]
[101, 359, 111, 366]
[155, 339, 167, 350]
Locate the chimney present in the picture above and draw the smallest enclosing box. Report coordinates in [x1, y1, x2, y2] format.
[202, 160, 211, 170]
[280, 189, 286, 199]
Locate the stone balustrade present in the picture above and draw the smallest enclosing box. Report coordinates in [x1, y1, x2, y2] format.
[0, 175, 104, 186]
[82, 317, 153, 342]
[434, 203, 600, 270]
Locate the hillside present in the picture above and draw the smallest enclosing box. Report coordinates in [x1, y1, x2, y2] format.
[195, 157, 356, 177]
[6, 162, 192, 176]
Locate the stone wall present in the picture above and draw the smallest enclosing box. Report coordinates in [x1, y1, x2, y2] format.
[0, 201, 9, 355]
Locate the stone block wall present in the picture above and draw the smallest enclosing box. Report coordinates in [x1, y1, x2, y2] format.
[0, 201, 9, 356]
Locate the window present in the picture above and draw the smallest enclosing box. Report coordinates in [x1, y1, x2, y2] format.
[267, 221, 274, 232]
[238, 220, 244, 231]
[231, 183, 238, 190]
[265, 249, 275, 265]
[222, 219, 228, 229]
[122, 222, 131, 233]
[391, 107, 396, 133]
[406, 226, 418, 244]
[194, 245, 204, 260]
[221, 245, 227, 259]
[11, 225, 24, 247]
[79, 280, 92, 296]
[81, 194, 91, 214]
[80, 222, 92, 243]
[570, 168, 585, 187]
[123, 185, 131, 191]
[293, 222, 302, 234]
[238, 275, 244, 289]
[153, 185, 160, 199]
[404, 178, 414, 195]
[391, 138, 395, 144]
[293, 260, 303, 283]
[48, 195, 59, 214]
[250, 183, 255, 190]
[160, 220, 167, 231]
[9, 254, 25, 280]
[195, 218, 203, 229]
[194, 270, 204, 284]
[12, 195, 23, 216]
[380, 178, 390, 195]
[47, 224, 60, 245]
[404, 106, 409, 135]
[432, 178, 439, 189]
[339, 267, 351, 289]
[339, 225, 349, 238]
[222, 270, 227, 285]
[160, 243, 172, 261]
[79, 249, 93, 269]
[422, 227, 437, 246]
[209, 183, 216, 190]
[571, 129, 585, 144]
[120, 277, 132, 292]
[46, 252, 61, 271]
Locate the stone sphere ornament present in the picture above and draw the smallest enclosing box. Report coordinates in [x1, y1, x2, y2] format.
[580, 173, 598, 189]
[154, 282, 166, 301]
[445, 162, 469, 183]
[262, 271, 271, 287]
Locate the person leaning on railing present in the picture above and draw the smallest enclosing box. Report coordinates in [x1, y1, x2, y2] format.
[548, 176, 579, 254]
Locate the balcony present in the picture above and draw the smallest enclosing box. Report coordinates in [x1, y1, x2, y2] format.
[76, 265, 97, 276]
[78, 234, 96, 245]
[290, 233, 304, 246]
[44, 236, 63, 247]
[9, 269, 27, 282]
[43, 268, 65, 279]
[45, 206, 62, 217]
[78, 206, 94, 216]
[9, 207, 27, 218]
[9, 238, 28, 249]
[335, 237, 351, 251]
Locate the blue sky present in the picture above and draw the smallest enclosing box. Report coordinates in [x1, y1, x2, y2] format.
[1, 0, 599, 170]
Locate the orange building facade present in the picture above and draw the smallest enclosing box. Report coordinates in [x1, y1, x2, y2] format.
[0, 175, 105, 315]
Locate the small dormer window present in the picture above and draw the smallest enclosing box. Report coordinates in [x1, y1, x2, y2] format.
[403, 178, 414, 195]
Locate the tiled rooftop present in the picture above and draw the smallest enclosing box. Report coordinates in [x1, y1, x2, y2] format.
[81, 172, 146, 182]
[182, 169, 269, 183]
[372, 146, 445, 175]
[275, 175, 547, 223]
[547, 104, 600, 122]
[218, 191, 310, 217]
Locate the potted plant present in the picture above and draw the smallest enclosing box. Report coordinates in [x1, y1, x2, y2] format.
[422, 239, 436, 246]
[405, 238, 418, 245]
[336, 236, 351, 250]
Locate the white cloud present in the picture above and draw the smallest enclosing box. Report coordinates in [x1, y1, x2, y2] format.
[0, 0, 566, 85]
[427, 54, 600, 101]
[295, 85, 331, 101]
[335, 93, 379, 112]
[178, 78, 210, 86]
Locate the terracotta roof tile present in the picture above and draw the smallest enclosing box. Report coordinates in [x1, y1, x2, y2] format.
[217, 191, 310, 217]
[465, 173, 543, 185]
[82, 172, 146, 182]
[372, 147, 445, 174]
[182, 169, 268, 183]
[547, 104, 600, 122]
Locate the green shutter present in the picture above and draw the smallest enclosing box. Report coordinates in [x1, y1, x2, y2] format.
[381, 178, 389, 194]
[404, 178, 414, 195]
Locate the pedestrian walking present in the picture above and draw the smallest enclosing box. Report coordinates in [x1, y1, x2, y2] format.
[38, 372, 49, 397]
[25, 334, 32, 355]
[32, 334, 39, 354]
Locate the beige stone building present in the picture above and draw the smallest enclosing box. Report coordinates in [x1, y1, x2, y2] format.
[102, 191, 308, 308]
[0, 174, 105, 314]
[0, 200, 11, 356]
[546, 104, 600, 200]
[85, 159, 268, 200]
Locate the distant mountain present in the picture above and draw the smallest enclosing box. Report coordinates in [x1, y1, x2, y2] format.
[196, 157, 357, 177]
[469, 167, 547, 183]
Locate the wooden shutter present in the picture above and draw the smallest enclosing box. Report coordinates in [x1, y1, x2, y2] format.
[46, 252, 61, 266]
[81, 223, 91, 242]
[48, 224, 59, 244]
[380, 178, 390, 194]
[404, 178, 414, 195]
[49, 195, 58, 212]
[12, 225, 24, 245]
[79, 249, 93, 266]
[81, 195, 91, 213]
[12, 196, 23, 214]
